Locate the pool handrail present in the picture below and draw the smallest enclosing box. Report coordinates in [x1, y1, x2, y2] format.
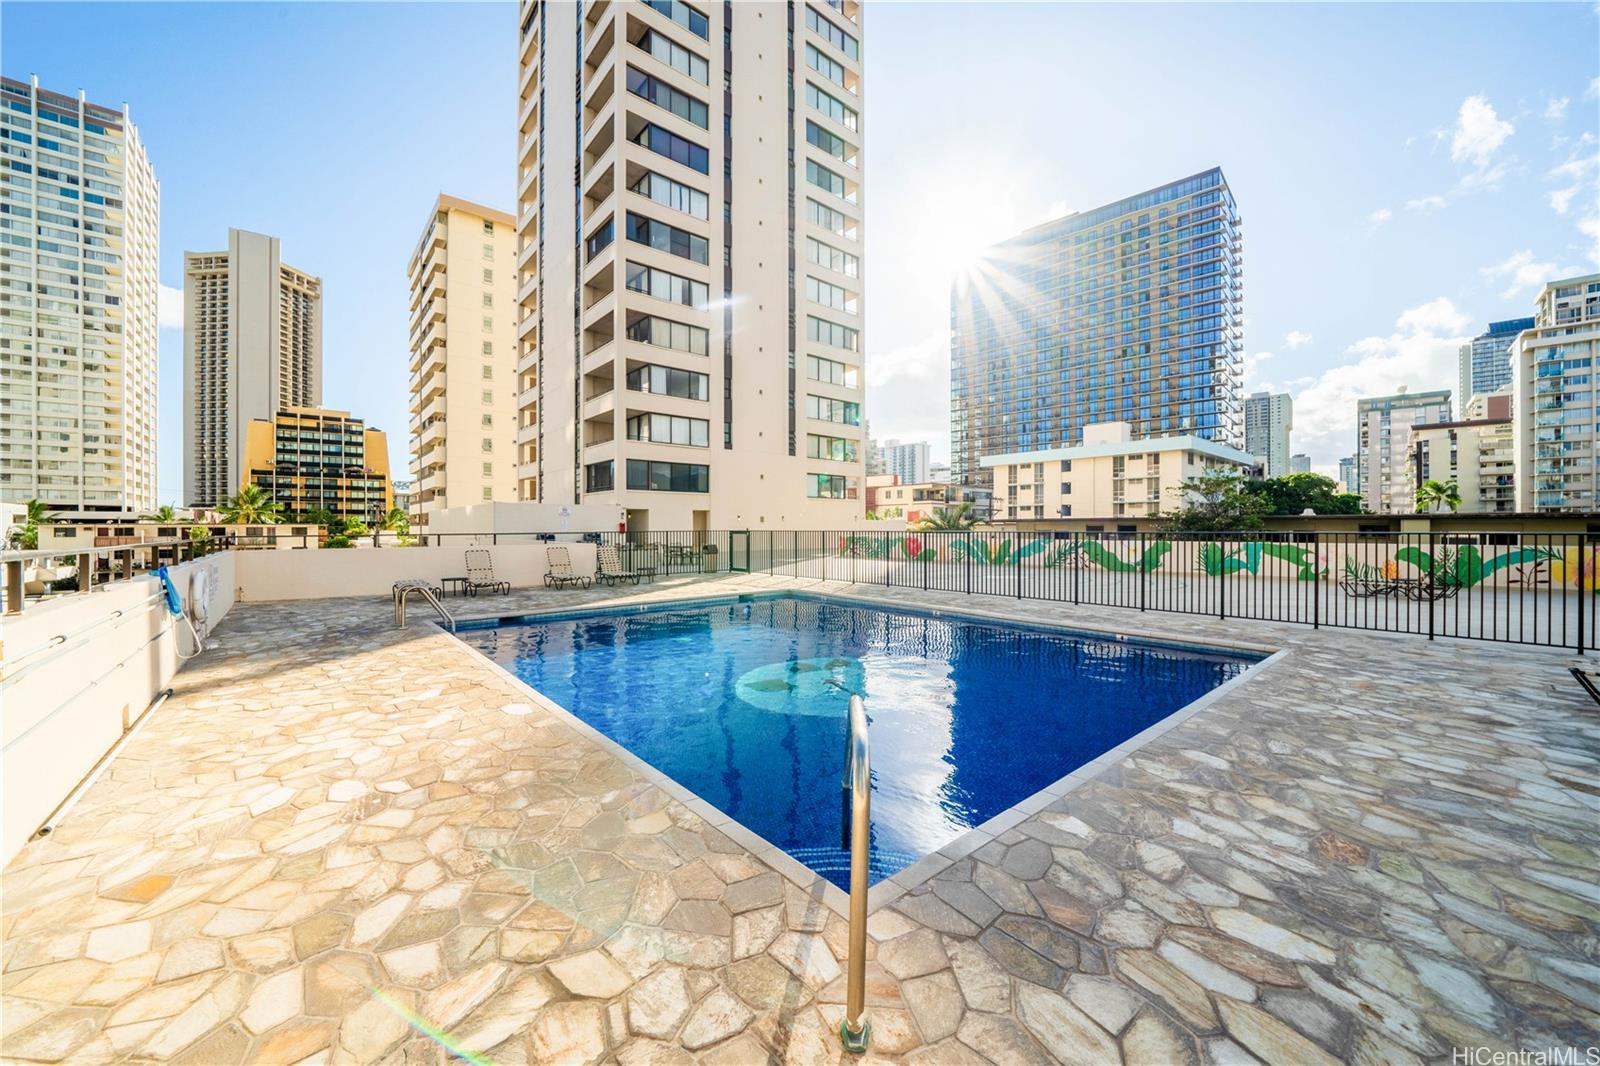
[839, 693, 871, 1054]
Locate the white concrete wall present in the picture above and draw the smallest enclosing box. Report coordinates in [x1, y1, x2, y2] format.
[428, 501, 622, 536]
[1, 552, 235, 864]
[234, 542, 599, 601]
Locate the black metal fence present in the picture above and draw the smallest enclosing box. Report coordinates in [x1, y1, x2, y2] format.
[242, 526, 1600, 651]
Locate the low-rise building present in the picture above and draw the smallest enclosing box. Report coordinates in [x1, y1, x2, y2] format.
[980, 421, 1255, 521]
[1289, 454, 1311, 474]
[35, 520, 321, 555]
[869, 480, 993, 524]
[242, 407, 391, 521]
[1408, 393, 1514, 513]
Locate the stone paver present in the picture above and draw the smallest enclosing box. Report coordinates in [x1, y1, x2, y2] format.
[2, 573, 1597, 1062]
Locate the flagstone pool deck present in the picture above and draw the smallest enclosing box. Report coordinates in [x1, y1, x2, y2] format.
[3, 574, 1598, 1065]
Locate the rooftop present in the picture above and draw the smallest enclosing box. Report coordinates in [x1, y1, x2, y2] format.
[3, 569, 1597, 1063]
[980, 433, 1256, 469]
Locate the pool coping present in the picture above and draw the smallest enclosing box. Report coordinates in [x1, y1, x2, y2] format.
[436, 583, 1293, 919]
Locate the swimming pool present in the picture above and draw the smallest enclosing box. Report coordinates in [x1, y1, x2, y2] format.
[459, 593, 1259, 888]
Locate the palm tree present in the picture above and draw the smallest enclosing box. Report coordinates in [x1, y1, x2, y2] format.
[381, 507, 410, 533]
[139, 504, 180, 523]
[7, 498, 58, 550]
[1414, 478, 1462, 514]
[914, 502, 978, 531]
[218, 485, 284, 525]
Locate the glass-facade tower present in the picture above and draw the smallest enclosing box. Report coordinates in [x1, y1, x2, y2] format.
[950, 167, 1243, 487]
[1458, 317, 1533, 408]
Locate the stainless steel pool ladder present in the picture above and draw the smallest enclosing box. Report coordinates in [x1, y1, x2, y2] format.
[394, 581, 456, 633]
[839, 693, 871, 1054]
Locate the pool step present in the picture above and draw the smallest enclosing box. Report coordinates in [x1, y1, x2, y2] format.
[783, 845, 922, 881]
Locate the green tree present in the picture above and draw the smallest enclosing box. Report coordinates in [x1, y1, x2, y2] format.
[187, 526, 214, 557]
[139, 504, 181, 523]
[914, 502, 978, 530]
[1415, 477, 1462, 514]
[218, 485, 284, 525]
[381, 507, 410, 534]
[1161, 471, 1270, 532]
[1244, 472, 1365, 516]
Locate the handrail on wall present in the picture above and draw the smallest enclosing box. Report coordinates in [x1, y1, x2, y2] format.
[839, 693, 871, 1054]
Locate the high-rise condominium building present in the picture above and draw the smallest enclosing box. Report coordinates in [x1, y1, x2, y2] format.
[184, 229, 322, 508]
[880, 439, 930, 485]
[950, 167, 1243, 488]
[241, 406, 391, 521]
[1355, 389, 1451, 514]
[1511, 274, 1600, 512]
[1459, 317, 1533, 411]
[1337, 455, 1357, 494]
[1410, 393, 1514, 514]
[1289, 453, 1311, 474]
[1243, 391, 1292, 478]
[407, 195, 517, 528]
[0, 76, 160, 515]
[515, 0, 867, 531]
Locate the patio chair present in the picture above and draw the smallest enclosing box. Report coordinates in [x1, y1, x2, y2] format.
[543, 544, 592, 589]
[463, 549, 510, 596]
[596, 545, 640, 586]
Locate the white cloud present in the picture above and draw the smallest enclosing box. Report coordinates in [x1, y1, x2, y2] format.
[1395, 296, 1471, 336]
[158, 284, 183, 330]
[1283, 331, 1313, 350]
[1581, 215, 1600, 265]
[1240, 350, 1275, 388]
[1545, 96, 1571, 122]
[1405, 194, 1447, 211]
[1588, 76, 1600, 100]
[865, 330, 951, 459]
[1481, 249, 1577, 300]
[1285, 297, 1472, 470]
[1450, 95, 1515, 168]
[1550, 187, 1579, 214]
[1042, 199, 1072, 222]
[1366, 208, 1392, 229]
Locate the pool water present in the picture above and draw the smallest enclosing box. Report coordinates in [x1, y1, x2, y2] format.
[459, 594, 1257, 887]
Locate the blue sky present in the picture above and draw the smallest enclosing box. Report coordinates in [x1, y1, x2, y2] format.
[5, 2, 1597, 501]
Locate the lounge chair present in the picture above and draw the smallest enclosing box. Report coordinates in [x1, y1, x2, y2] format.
[543, 545, 592, 589]
[463, 549, 510, 596]
[597, 545, 640, 586]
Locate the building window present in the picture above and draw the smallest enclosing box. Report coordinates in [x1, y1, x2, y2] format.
[626, 459, 709, 492]
[482, 340, 494, 356]
[626, 211, 709, 264]
[630, 171, 709, 220]
[585, 217, 615, 260]
[805, 121, 857, 167]
[483, 292, 493, 307]
[482, 365, 494, 380]
[482, 315, 493, 332]
[482, 438, 494, 452]
[806, 275, 857, 313]
[627, 67, 709, 129]
[805, 82, 858, 131]
[805, 43, 850, 91]
[643, 0, 709, 37]
[806, 6, 859, 60]
[626, 313, 709, 355]
[482, 389, 494, 403]
[482, 220, 495, 235]
[630, 122, 710, 174]
[585, 460, 615, 493]
[806, 315, 858, 351]
[482, 462, 494, 476]
[626, 261, 708, 308]
[482, 242, 493, 259]
[806, 353, 857, 387]
[626, 362, 710, 400]
[481, 414, 494, 427]
[807, 433, 859, 462]
[808, 473, 859, 499]
[806, 236, 859, 277]
[806, 198, 856, 239]
[806, 393, 861, 425]
[482, 487, 493, 501]
[630, 26, 709, 83]
[806, 159, 850, 200]
[626, 412, 710, 447]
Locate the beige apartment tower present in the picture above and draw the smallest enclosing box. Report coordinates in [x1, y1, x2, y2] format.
[407, 195, 518, 528]
[183, 229, 322, 508]
[0, 76, 160, 515]
[516, 0, 867, 531]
